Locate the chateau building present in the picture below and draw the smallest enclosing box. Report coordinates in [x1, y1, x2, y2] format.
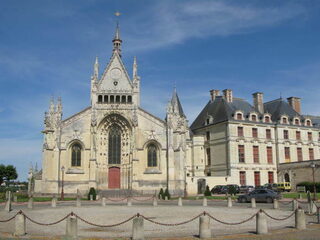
[34, 24, 320, 196]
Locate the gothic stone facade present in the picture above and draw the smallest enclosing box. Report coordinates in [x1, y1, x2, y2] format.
[37, 26, 320, 196]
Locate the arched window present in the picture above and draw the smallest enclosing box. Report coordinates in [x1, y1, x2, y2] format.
[108, 125, 121, 164]
[98, 95, 103, 103]
[71, 143, 82, 166]
[147, 144, 157, 167]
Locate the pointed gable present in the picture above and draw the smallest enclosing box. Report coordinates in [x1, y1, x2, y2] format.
[98, 52, 133, 92]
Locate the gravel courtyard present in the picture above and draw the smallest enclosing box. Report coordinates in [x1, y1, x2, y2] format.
[1, 200, 315, 239]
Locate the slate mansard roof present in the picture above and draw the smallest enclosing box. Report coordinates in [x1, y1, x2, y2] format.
[190, 95, 320, 131]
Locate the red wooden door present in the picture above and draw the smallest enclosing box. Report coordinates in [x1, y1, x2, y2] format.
[108, 167, 120, 189]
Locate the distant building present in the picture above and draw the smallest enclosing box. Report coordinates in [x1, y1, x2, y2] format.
[35, 24, 320, 196]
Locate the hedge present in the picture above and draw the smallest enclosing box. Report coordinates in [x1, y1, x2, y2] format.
[296, 182, 320, 193]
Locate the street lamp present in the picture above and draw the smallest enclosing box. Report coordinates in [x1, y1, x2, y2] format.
[310, 162, 317, 201]
[61, 166, 65, 200]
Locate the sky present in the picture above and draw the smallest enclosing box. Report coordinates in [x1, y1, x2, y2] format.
[1, 0, 320, 180]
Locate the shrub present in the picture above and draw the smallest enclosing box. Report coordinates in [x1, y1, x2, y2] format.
[158, 188, 164, 199]
[296, 182, 320, 193]
[164, 188, 171, 200]
[87, 187, 96, 200]
[204, 185, 211, 196]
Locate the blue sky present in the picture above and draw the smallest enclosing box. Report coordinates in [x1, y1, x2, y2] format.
[1, 0, 320, 180]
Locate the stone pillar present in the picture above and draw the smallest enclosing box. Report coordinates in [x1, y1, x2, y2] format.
[295, 208, 306, 230]
[27, 197, 33, 209]
[96, 194, 100, 200]
[76, 196, 81, 207]
[90, 195, 93, 201]
[292, 199, 298, 211]
[102, 197, 106, 207]
[153, 197, 157, 207]
[311, 201, 317, 214]
[273, 199, 279, 209]
[4, 191, 12, 212]
[227, 197, 232, 208]
[66, 215, 78, 238]
[256, 210, 268, 234]
[13, 195, 18, 203]
[51, 196, 57, 208]
[178, 197, 183, 206]
[127, 198, 132, 207]
[299, 193, 302, 200]
[165, 196, 168, 201]
[14, 213, 26, 236]
[199, 215, 211, 238]
[251, 198, 256, 208]
[132, 216, 144, 240]
[203, 197, 207, 207]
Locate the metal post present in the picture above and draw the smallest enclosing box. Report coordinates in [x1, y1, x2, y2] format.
[310, 162, 317, 201]
[61, 166, 65, 201]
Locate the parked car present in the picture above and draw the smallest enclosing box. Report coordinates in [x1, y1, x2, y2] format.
[211, 185, 225, 194]
[263, 183, 279, 192]
[277, 182, 291, 192]
[237, 189, 281, 203]
[239, 185, 254, 193]
[219, 184, 240, 194]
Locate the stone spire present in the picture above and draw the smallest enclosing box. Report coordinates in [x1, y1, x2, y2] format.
[56, 97, 63, 118]
[133, 56, 137, 79]
[112, 22, 122, 56]
[93, 56, 99, 79]
[170, 88, 186, 118]
[49, 97, 55, 115]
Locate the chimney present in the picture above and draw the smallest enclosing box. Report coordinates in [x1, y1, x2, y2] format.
[287, 97, 301, 114]
[223, 89, 233, 103]
[210, 89, 220, 101]
[253, 92, 264, 113]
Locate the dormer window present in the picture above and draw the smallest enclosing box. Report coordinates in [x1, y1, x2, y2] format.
[306, 119, 312, 127]
[282, 117, 288, 124]
[294, 118, 300, 125]
[251, 114, 257, 122]
[264, 115, 271, 123]
[236, 113, 243, 120]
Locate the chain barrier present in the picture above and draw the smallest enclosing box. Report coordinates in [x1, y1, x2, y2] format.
[206, 211, 257, 225]
[105, 197, 128, 202]
[305, 212, 317, 216]
[140, 212, 203, 226]
[296, 200, 308, 204]
[131, 196, 154, 202]
[73, 213, 136, 227]
[22, 212, 71, 226]
[0, 211, 20, 222]
[279, 200, 293, 205]
[261, 210, 295, 221]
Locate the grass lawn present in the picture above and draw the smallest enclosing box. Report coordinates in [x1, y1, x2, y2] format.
[281, 192, 320, 199]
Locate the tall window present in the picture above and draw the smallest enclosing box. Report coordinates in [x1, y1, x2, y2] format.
[266, 129, 271, 139]
[252, 128, 258, 138]
[108, 125, 121, 164]
[206, 148, 211, 166]
[206, 131, 210, 141]
[239, 171, 246, 186]
[238, 145, 245, 163]
[267, 147, 273, 164]
[285, 147, 290, 162]
[296, 131, 301, 140]
[309, 148, 314, 160]
[283, 130, 289, 139]
[71, 143, 82, 166]
[253, 146, 259, 163]
[268, 172, 274, 184]
[238, 127, 244, 137]
[308, 132, 312, 141]
[147, 144, 157, 167]
[297, 148, 303, 162]
[254, 171, 261, 186]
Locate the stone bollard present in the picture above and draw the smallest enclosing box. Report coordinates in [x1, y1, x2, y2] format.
[4, 191, 12, 212]
[132, 216, 144, 240]
[311, 201, 317, 214]
[256, 210, 268, 234]
[51, 196, 57, 208]
[153, 197, 158, 207]
[76, 196, 81, 207]
[251, 198, 256, 208]
[178, 197, 183, 206]
[317, 207, 320, 224]
[13, 195, 18, 203]
[102, 197, 106, 207]
[127, 198, 132, 207]
[14, 212, 26, 236]
[292, 199, 298, 211]
[165, 196, 168, 201]
[203, 197, 207, 207]
[66, 215, 78, 239]
[96, 194, 100, 200]
[227, 197, 232, 208]
[273, 199, 279, 209]
[299, 193, 302, 200]
[27, 197, 33, 209]
[295, 208, 306, 230]
[199, 215, 211, 238]
[90, 194, 93, 201]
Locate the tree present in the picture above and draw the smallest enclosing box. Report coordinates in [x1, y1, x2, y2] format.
[204, 185, 212, 196]
[0, 165, 18, 185]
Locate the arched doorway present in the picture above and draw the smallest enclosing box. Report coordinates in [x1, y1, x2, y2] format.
[108, 167, 120, 189]
[284, 173, 290, 182]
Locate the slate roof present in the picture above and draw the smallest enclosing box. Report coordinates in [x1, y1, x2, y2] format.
[264, 98, 300, 122]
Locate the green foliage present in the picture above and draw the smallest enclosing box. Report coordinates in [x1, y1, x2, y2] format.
[164, 188, 171, 200]
[204, 185, 212, 196]
[87, 187, 97, 200]
[158, 188, 164, 199]
[228, 185, 237, 195]
[297, 182, 320, 193]
[0, 164, 18, 185]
